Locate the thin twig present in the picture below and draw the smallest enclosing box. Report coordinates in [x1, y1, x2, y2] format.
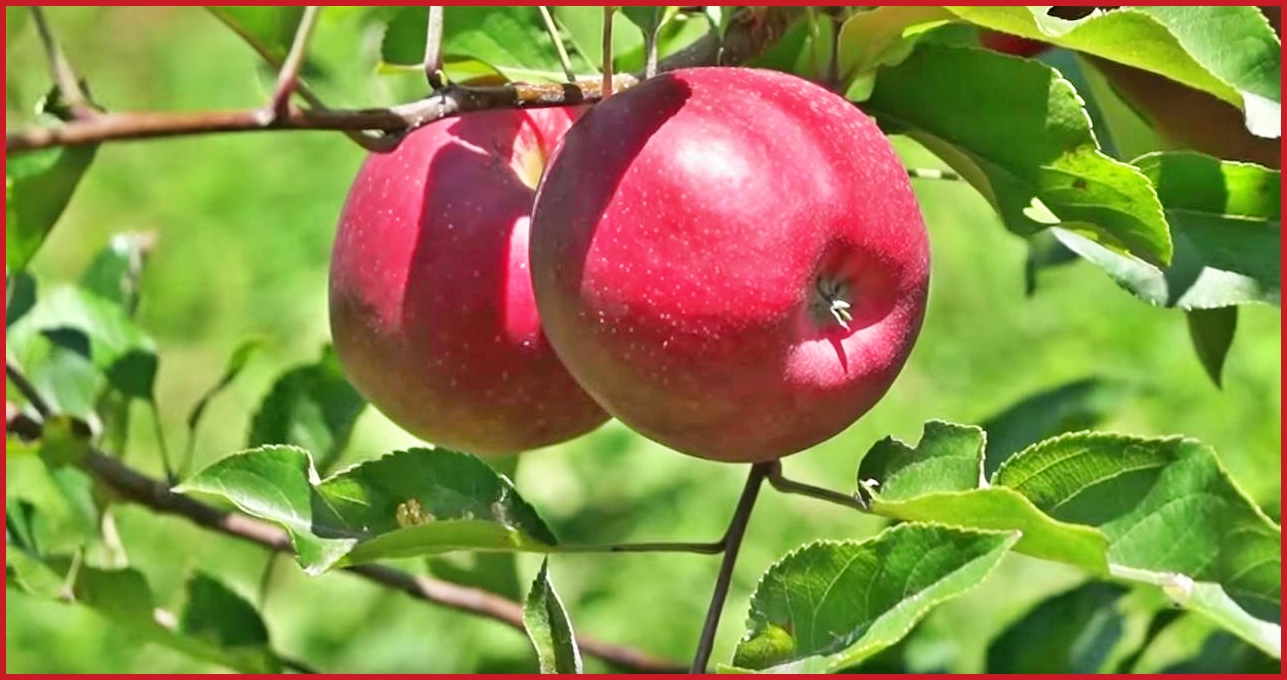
[538, 6, 577, 83]
[8, 7, 800, 153]
[6, 80, 629, 152]
[644, 7, 661, 79]
[3, 363, 681, 673]
[268, 6, 322, 121]
[690, 462, 773, 673]
[76, 448, 684, 673]
[766, 462, 871, 512]
[29, 7, 94, 119]
[424, 7, 445, 89]
[7, 361, 52, 419]
[602, 6, 615, 98]
[563, 539, 725, 555]
[149, 403, 176, 484]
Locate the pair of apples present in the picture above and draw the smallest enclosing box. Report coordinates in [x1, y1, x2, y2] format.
[328, 68, 930, 464]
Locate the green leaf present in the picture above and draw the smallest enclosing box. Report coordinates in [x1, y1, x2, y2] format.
[7, 556, 281, 673]
[206, 6, 305, 63]
[995, 432, 1281, 654]
[1186, 307, 1238, 388]
[986, 583, 1163, 673]
[381, 6, 595, 83]
[729, 525, 1019, 672]
[860, 421, 1111, 571]
[187, 337, 263, 444]
[864, 45, 1172, 266]
[746, 12, 836, 84]
[6, 270, 37, 328]
[35, 415, 92, 468]
[858, 421, 985, 499]
[1054, 152, 1280, 309]
[6, 128, 97, 272]
[836, 6, 953, 100]
[523, 559, 582, 674]
[1024, 229, 1079, 295]
[79, 232, 152, 314]
[979, 378, 1129, 477]
[945, 6, 1282, 137]
[1156, 577, 1281, 659]
[179, 572, 280, 673]
[996, 433, 1280, 604]
[178, 446, 558, 575]
[247, 345, 363, 475]
[550, 6, 642, 74]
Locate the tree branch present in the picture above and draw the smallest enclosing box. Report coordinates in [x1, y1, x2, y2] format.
[7, 361, 53, 419]
[74, 447, 684, 673]
[690, 462, 773, 673]
[6, 79, 632, 151]
[6, 6, 800, 153]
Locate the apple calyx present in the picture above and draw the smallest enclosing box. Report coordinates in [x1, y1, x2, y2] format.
[811, 275, 854, 331]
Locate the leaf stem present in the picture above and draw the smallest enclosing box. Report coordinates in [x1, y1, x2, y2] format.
[6, 360, 52, 419]
[538, 6, 578, 83]
[149, 402, 176, 484]
[30, 7, 94, 119]
[424, 6, 445, 89]
[562, 539, 725, 555]
[644, 7, 660, 79]
[268, 6, 322, 121]
[690, 462, 773, 673]
[602, 6, 615, 98]
[766, 462, 871, 512]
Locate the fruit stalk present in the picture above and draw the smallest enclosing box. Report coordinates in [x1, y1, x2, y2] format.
[691, 462, 774, 673]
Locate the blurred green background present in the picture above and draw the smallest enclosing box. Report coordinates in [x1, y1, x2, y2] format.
[6, 7, 1280, 673]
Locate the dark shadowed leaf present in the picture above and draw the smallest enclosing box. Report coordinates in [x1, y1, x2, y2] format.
[179, 446, 558, 574]
[6, 121, 97, 272]
[6, 270, 37, 328]
[729, 525, 1018, 672]
[247, 345, 363, 475]
[986, 583, 1163, 673]
[187, 337, 263, 447]
[1186, 307, 1238, 388]
[979, 378, 1129, 477]
[864, 45, 1171, 266]
[1054, 152, 1280, 310]
[946, 6, 1281, 137]
[523, 559, 581, 673]
[381, 6, 595, 82]
[6, 555, 280, 672]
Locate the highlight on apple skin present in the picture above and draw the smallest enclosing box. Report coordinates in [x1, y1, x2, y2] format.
[529, 67, 931, 464]
[329, 107, 609, 456]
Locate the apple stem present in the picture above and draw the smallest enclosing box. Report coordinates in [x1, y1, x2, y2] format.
[602, 6, 615, 99]
[538, 6, 578, 83]
[424, 7, 446, 90]
[267, 6, 322, 123]
[690, 461, 773, 673]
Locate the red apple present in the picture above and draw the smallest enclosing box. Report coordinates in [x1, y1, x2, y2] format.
[329, 108, 609, 456]
[979, 30, 1051, 58]
[529, 68, 930, 463]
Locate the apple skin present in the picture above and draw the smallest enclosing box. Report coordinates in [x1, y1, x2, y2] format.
[329, 107, 608, 456]
[978, 30, 1051, 58]
[529, 68, 930, 463]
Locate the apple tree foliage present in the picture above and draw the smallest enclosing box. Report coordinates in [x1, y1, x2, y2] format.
[5, 5, 1280, 673]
